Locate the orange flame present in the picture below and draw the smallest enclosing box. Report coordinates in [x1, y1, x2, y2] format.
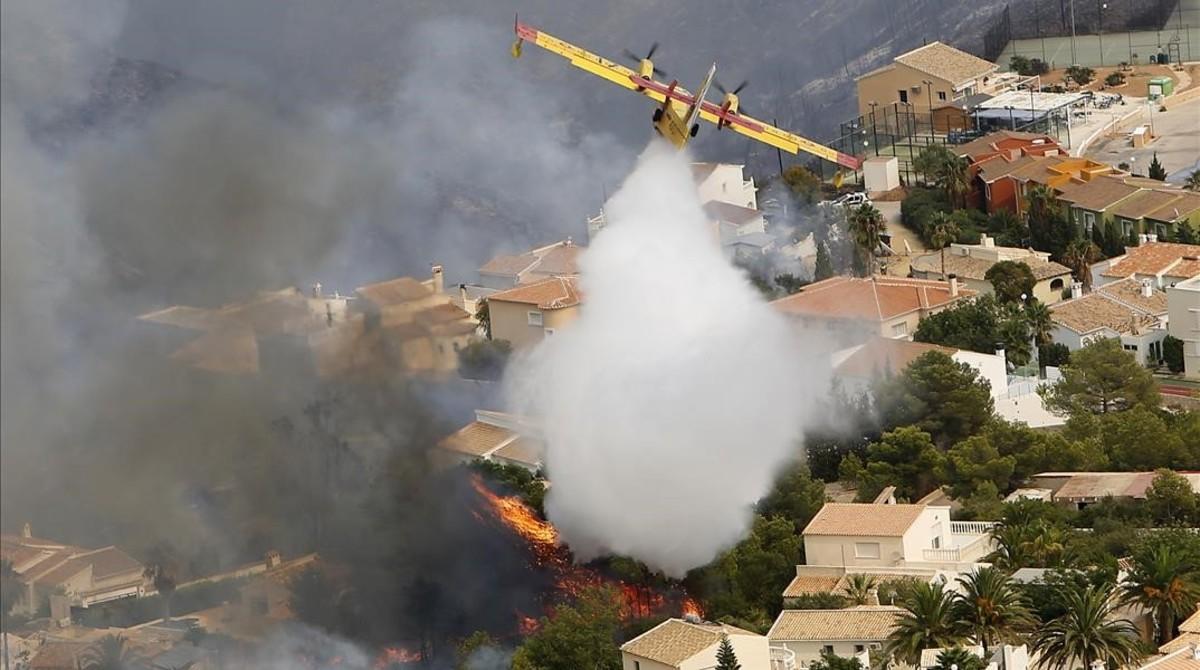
[469, 474, 702, 629]
[682, 596, 705, 619]
[374, 646, 422, 668]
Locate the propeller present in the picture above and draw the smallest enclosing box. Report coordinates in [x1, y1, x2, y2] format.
[623, 43, 668, 78]
[714, 79, 749, 96]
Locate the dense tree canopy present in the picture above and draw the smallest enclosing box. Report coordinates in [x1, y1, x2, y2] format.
[1040, 338, 1159, 414]
[985, 261, 1037, 304]
[875, 351, 994, 447]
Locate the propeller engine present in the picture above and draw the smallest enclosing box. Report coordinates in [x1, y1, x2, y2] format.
[622, 43, 668, 80]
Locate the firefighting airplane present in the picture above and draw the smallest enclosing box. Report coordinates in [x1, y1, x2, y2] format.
[511, 19, 861, 172]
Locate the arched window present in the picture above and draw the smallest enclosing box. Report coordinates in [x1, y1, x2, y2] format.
[1050, 277, 1065, 291]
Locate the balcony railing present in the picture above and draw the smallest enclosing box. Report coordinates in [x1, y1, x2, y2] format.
[770, 646, 798, 670]
[951, 521, 998, 535]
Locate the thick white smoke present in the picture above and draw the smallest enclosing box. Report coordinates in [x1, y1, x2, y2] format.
[508, 141, 828, 577]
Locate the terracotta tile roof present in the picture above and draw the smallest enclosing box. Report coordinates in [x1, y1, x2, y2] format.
[957, 131, 1057, 161]
[169, 327, 260, 375]
[1100, 242, 1200, 280]
[74, 546, 142, 579]
[413, 302, 472, 326]
[138, 305, 225, 331]
[1140, 646, 1200, 670]
[1095, 278, 1168, 316]
[772, 276, 974, 323]
[32, 557, 91, 587]
[893, 42, 998, 86]
[1058, 175, 1142, 212]
[1160, 633, 1200, 655]
[835, 338, 955, 378]
[1007, 154, 1072, 183]
[492, 438, 543, 469]
[531, 243, 582, 276]
[480, 253, 539, 277]
[489, 276, 581, 310]
[783, 574, 844, 597]
[355, 277, 431, 306]
[1054, 472, 1156, 500]
[1146, 192, 1200, 223]
[911, 250, 1071, 282]
[803, 503, 926, 537]
[1111, 189, 1192, 220]
[437, 421, 516, 458]
[703, 201, 762, 225]
[976, 154, 1042, 183]
[1180, 608, 1200, 633]
[621, 619, 754, 666]
[768, 606, 904, 642]
[1050, 291, 1160, 335]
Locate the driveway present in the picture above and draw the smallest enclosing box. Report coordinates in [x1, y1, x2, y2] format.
[876, 200, 928, 277]
[1084, 97, 1200, 182]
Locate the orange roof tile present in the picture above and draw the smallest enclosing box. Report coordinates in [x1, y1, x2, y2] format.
[1100, 242, 1200, 280]
[772, 276, 974, 323]
[437, 421, 516, 458]
[769, 606, 904, 641]
[355, 277, 431, 306]
[836, 338, 955, 378]
[1050, 292, 1159, 335]
[803, 503, 927, 537]
[782, 575, 843, 597]
[479, 253, 538, 277]
[489, 276, 581, 310]
[1095, 277, 1168, 316]
[893, 42, 997, 86]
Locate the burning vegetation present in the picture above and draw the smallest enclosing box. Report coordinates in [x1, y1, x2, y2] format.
[468, 474, 700, 625]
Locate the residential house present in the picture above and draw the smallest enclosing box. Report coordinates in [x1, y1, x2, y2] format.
[589, 162, 758, 243]
[477, 239, 582, 290]
[973, 153, 1115, 215]
[1030, 471, 1200, 509]
[801, 503, 994, 569]
[1049, 277, 1169, 365]
[832, 337, 1064, 428]
[767, 607, 901, 667]
[487, 276, 581, 348]
[431, 410, 543, 472]
[1060, 175, 1151, 239]
[1092, 241, 1200, 290]
[1167, 276, 1200, 379]
[910, 233, 1073, 303]
[1159, 608, 1200, 654]
[772, 276, 976, 344]
[1110, 191, 1200, 242]
[620, 618, 771, 670]
[1, 525, 144, 614]
[855, 42, 999, 118]
[1141, 642, 1200, 670]
[956, 131, 1064, 211]
[140, 266, 475, 378]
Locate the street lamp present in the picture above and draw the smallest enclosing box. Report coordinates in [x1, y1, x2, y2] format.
[922, 79, 935, 142]
[1099, 2, 1108, 66]
[1069, 0, 1078, 65]
[868, 101, 880, 154]
[1147, 99, 1156, 136]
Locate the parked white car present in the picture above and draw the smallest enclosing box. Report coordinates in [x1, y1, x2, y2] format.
[833, 192, 870, 207]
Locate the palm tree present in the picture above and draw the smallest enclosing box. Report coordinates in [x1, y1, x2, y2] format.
[928, 213, 961, 280]
[1025, 184, 1058, 231]
[944, 158, 971, 209]
[987, 523, 1034, 572]
[143, 562, 177, 621]
[1025, 299, 1054, 347]
[1061, 239, 1103, 292]
[844, 574, 878, 606]
[848, 203, 885, 277]
[1032, 583, 1142, 670]
[1119, 543, 1200, 644]
[81, 635, 145, 670]
[1187, 169, 1200, 192]
[952, 567, 1036, 652]
[886, 581, 965, 663]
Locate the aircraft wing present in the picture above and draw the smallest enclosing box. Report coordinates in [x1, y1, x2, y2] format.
[696, 103, 862, 170]
[515, 22, 672, 104]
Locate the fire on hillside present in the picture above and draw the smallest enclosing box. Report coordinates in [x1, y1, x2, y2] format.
[468, 474, 703, 628]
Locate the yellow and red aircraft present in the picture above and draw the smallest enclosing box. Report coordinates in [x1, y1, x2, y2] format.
[511, 19, 861, 172]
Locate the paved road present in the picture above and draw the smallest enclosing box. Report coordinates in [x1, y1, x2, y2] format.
[1085, 97, 1200, 182]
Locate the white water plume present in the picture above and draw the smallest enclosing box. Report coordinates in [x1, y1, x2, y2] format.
[507, 141, 829, 577]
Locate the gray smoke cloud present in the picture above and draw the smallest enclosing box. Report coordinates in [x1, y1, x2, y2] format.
[507, 141, 832, 578]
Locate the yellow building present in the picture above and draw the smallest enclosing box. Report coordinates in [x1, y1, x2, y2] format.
[909, 233, 1073, 303]
[855, 42, 999, 118]
[488, 276, 581, 348]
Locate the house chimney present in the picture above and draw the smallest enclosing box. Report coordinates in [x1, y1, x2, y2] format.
[1071, 281, 1083, 299]
[265, 550, 282, 569]
[565, 236, 574, 246]
[948, 274, 959, 297]
[311, 282, 322, 298]
[22, 522, 32, 538]
[1192, 643, 1200, 661]
[980, 233, 995, 248]
[459, 283, 469, 310]
[1141, 278, 1154, 298]
[431, 265, 445, 294]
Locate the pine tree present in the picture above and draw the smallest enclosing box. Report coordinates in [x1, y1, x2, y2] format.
[715, 635, 742, 670]
[1148, 152, 1167, 181]
[814, 241, 834, 281]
